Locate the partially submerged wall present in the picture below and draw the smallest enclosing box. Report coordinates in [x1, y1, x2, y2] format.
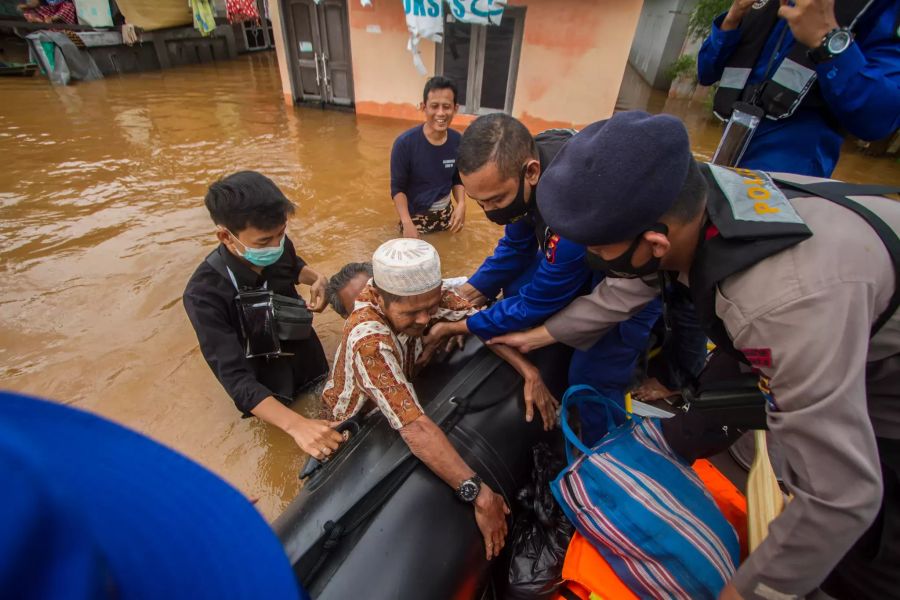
[510, 0, 643, 130]
[628, 0, 697, 90]
[273, 0, 643, 132]
[348, 1, 435, 123]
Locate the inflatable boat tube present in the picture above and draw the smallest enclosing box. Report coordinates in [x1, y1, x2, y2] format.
[273, 338, 570, 600]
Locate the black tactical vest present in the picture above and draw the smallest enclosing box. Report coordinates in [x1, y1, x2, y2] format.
[689, 164, 812, 360]
[688, 164, 900, 363]
[531, 128, 575, 253]
[712, 0, 874, 121]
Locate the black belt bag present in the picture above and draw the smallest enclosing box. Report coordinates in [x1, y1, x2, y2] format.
[235, 289, 313, 359]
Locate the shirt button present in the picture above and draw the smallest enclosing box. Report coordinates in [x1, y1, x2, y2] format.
[827, 68, 838, 79]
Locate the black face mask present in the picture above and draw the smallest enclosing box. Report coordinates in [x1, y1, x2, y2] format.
[584, 223, 669, 279]
[484, 166, 532, 225]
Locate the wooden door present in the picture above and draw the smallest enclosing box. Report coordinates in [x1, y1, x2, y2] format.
[317, 0, 354, 106]
[285, 0, 354, 107]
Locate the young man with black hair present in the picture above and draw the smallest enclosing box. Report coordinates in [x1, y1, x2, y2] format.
[390, 76, 466, 237]
[432, 113, 662, 445]
[183, 171, 344, 459]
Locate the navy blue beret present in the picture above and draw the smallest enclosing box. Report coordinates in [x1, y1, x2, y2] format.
[537, 111, 692, 246]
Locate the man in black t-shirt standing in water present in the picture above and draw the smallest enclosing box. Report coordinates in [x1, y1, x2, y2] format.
[390, 76, 466, 237]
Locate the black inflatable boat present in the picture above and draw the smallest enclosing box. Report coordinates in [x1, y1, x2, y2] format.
[273, 338, 570, 600]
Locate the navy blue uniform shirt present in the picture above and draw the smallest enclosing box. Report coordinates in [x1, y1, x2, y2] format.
[390, 125, 461, 215]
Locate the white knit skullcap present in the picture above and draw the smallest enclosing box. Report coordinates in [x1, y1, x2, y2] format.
[372, 238, 442, 296]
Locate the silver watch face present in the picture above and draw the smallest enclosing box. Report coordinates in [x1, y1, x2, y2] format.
[459, 480, 479, 502]
[827, 30, 852, 54]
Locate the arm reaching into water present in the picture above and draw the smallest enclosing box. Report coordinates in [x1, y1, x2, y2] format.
[448, 184, 466, 233]
[251, 397, 344, 459]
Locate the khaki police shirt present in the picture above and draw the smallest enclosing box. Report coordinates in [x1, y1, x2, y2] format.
[544, 173, 900, 599]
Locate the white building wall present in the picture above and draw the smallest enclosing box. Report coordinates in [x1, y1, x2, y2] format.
[628, 0, 697, 89]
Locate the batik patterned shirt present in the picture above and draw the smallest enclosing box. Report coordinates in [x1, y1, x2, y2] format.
[322, 282, 477, 429]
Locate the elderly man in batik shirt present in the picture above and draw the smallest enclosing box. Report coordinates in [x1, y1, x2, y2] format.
[322, 238, 556, 560]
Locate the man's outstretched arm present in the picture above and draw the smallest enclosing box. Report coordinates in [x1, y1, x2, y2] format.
[400, 415, 510, 560]
[422, 320, 559, 430]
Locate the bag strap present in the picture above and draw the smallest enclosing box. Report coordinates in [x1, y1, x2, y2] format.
[771, 177, 900, 335]
[206, 249, 247, 292]
[205, 249, 230, 281]
[560, 385, 630, 463]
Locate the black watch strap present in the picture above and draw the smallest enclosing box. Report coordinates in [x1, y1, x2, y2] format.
[808, 27, 852, 64]
[456, 474, 482, 503]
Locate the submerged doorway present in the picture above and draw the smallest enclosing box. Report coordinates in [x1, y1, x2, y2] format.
[283, 0, 354, 107]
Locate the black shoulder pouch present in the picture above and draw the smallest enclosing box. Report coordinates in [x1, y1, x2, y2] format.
[235, 290, 313, 359]
[272, 293, 313, 341]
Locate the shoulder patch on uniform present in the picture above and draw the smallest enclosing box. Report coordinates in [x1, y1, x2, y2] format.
[741, 347, 772, 368]
[709, 165, 805, 225]
[544, 231, 560, 264]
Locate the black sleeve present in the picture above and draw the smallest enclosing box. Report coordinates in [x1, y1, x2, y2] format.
[183, 288, 272, 414]
[390, 135, 409, 199]
[452, 167, 462, 187]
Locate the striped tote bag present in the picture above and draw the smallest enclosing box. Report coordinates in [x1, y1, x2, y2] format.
[551, 385, 739, 600]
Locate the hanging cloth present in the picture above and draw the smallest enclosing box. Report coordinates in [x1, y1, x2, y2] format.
[225, 0, 259, 24]
[190, 0, 217, 36]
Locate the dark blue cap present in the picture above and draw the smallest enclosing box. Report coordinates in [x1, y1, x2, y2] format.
[0, 391, 307, 600]
[537, 111, 692, 246]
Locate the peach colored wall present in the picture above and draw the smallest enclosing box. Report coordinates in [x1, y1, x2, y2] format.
[272, 1, 644, 130]
[268, 0, 294, 105]
[511, 0, 644, 128]
[348, 1, 436, 123]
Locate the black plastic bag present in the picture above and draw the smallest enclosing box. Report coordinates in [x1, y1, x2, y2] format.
[504, 443, 574, 600]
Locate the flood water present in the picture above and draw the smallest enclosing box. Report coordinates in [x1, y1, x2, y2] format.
[1, 53, 897, 521]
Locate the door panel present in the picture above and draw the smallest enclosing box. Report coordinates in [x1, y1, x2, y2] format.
[288, 0, 324, 100]
[319, 0, 354, 106]
[284, 0, 353, 107]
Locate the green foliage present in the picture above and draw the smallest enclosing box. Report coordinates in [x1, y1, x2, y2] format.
[666, 54, 698, 82]
[688, 0, 732, 41]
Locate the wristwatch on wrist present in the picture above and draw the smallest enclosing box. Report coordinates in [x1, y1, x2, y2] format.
[808, 27, 853, 64]
[456, 474, 482, 503]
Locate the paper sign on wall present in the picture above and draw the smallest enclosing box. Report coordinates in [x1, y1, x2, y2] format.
[447, 0, 506, 25]
[403, 0, 506, 74]
[404, 0, 444, 74]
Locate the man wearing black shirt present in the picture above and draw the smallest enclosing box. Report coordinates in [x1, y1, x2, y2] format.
[183, 171, 344, 459]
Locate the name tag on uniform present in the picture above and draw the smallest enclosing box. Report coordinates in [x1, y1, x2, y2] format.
[708, 165, 804, 225]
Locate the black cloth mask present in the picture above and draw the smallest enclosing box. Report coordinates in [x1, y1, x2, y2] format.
[584, 223, 669, 278]
[485, 166, 532, 225]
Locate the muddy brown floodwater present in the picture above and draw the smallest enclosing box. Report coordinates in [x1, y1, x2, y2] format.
[1, 54, 898, 521]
